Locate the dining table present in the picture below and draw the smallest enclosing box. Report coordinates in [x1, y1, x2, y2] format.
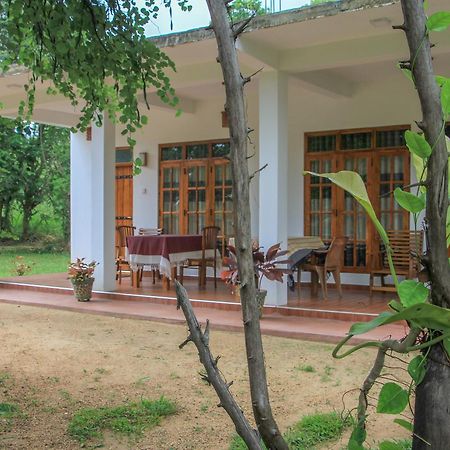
[126, 234, 215, 288]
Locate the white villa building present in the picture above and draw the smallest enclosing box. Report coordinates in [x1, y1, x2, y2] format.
[1, 0, 449, 306]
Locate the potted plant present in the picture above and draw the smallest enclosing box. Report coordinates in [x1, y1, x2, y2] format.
[67, 258, 98, 302]
[221, 242, 291, 317]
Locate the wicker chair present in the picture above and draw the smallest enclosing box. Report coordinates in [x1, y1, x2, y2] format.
[370, 230, 423, 295]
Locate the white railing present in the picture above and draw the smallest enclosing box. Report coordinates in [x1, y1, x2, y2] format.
[264, 1, 336, 14]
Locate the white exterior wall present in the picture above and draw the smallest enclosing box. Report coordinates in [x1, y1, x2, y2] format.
[117, 95, 261, 238]
[120, 66, 423, 286]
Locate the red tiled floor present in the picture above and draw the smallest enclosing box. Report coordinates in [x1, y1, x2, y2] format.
[0, 284, 406, 344]
[1, 272, 391, 315]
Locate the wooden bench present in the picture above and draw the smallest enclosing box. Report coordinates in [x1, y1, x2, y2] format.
[369, 230, 423, 295]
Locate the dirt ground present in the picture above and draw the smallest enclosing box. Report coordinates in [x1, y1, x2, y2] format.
[0, 303, 409, 450]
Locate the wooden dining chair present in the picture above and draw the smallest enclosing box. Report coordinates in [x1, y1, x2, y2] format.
[298, 236, 348, 299]
[116, 225, 136, 284]
[370, 230, 423, 295]
[179, 226, 220, 287]
[137, 227, 163, 284]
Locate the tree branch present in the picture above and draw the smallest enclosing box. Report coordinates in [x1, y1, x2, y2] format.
[175, 281, 262, 449]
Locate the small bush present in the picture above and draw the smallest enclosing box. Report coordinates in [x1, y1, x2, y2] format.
[285, 412, 351, 449]
[68, 397, 176, 445]
[295, 364, 316, 373]
[229, 411, 350, 450]
[10, 256, 33, 276]
[0, 403, 19, 418]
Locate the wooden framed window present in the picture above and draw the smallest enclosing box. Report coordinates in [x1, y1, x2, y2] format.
[159, 140, 232, 251]
[304, 125, 410, 273]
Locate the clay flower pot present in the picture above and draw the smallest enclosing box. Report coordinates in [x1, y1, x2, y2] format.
[71, 278, 94, 302]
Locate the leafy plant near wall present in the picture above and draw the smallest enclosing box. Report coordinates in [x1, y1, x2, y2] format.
[304, 4, 450, 448]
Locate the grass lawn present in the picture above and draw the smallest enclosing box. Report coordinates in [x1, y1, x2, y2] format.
[0, 248, 69, 278]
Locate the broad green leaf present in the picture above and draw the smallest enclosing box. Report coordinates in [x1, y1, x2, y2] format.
[304, 171, 389, 247]
[447, 205, 450, 247]
[348, 303, 450, 336]
[405, 130, 432, 159]
[380, 441, 407, 450]
[388, 299, 404, 312]
[349, 311, 395, 335]
[377, 382, 409, 414]
[394, 418, 413, 432]
[408, 355, 426, 385]
[436, 75, 450, 87]
[398, 64, 413, 83]
[444, 336, 450, 358]
[348, 426, 366, 449]
[398, 280, 429, 307]
[427, 11, 450, 32]
[441, 80, 450, 116]
[394, 188, 425, 214]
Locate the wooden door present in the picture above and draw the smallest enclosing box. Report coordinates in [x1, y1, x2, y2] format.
[115, 163, 133, 242]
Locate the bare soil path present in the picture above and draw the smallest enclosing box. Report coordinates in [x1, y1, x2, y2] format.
[0, 303, 408, 449]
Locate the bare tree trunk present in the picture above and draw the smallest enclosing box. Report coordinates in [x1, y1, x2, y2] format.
[399, 2, 450, 448]
[175, 281, 262, 449]
[205, 1, 288, 449]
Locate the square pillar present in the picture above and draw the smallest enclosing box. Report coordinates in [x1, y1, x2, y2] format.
[70, 114, 116, 291]
[258, 71, 288, 306]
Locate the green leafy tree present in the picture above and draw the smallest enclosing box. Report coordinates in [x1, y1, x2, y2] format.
[228, 0, 266, 21]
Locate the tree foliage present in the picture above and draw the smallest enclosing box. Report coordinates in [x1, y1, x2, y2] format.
[228, 0, 266, 22]
[0, 118, 69, 241]
[0, 0, 186, 146]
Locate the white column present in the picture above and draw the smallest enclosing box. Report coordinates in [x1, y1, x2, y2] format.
[258, 71, 288, 306]
[70, 114, 116, 291]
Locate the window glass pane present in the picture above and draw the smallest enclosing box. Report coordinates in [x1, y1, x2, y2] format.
[225, 188, 233, 210]
[225, 214, 233, 236]
[311, 214, 320, 236]
[198, 214, 205, 232]
[380, 184, 390, 210]
[380, 156, 390, 181]
[163, 191, 171, 211]
[188, 215, 197, 234]
[344, 192, 353, 211]
[198, 166, 206, 186]
[172, 191, 179, 212]
[322, 186, 332, 211]
[163, 215, 170, 234]
[215, 188, 222, 210]
[172, 168, 180, 188]
[212, 142, 230, 157]
[188, 167, 196, 187]
[356, 244, 366, 266]
[322, 159, 332, 174]
[376, 129, 406, 148]
[225, 165, 232, 185]
[357, 215, 366, 240]
[215, 213, 222, 229]
[310, 187, 320, 211]
[322, 214, 331, 239]
[161, 146, 182, 161]
[116, 148, 133, 163]
[188, 190, 197, 211]
[187, 144, 208, 159]
[215, 166, 223, 185]
[163, 168, 171, 188]
[358, 159, 367, 182]
[393, 156, 404, 181]
[341, 132, 371, 150]
[307, 135, 336, 152]
[344, 215, 354, 237]
[198, 190, 206, 211]
[393, 213, 403, 230]
[344, 243, 354, 266]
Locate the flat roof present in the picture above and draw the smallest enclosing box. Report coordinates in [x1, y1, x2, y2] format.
[151, 0, 398, 48]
